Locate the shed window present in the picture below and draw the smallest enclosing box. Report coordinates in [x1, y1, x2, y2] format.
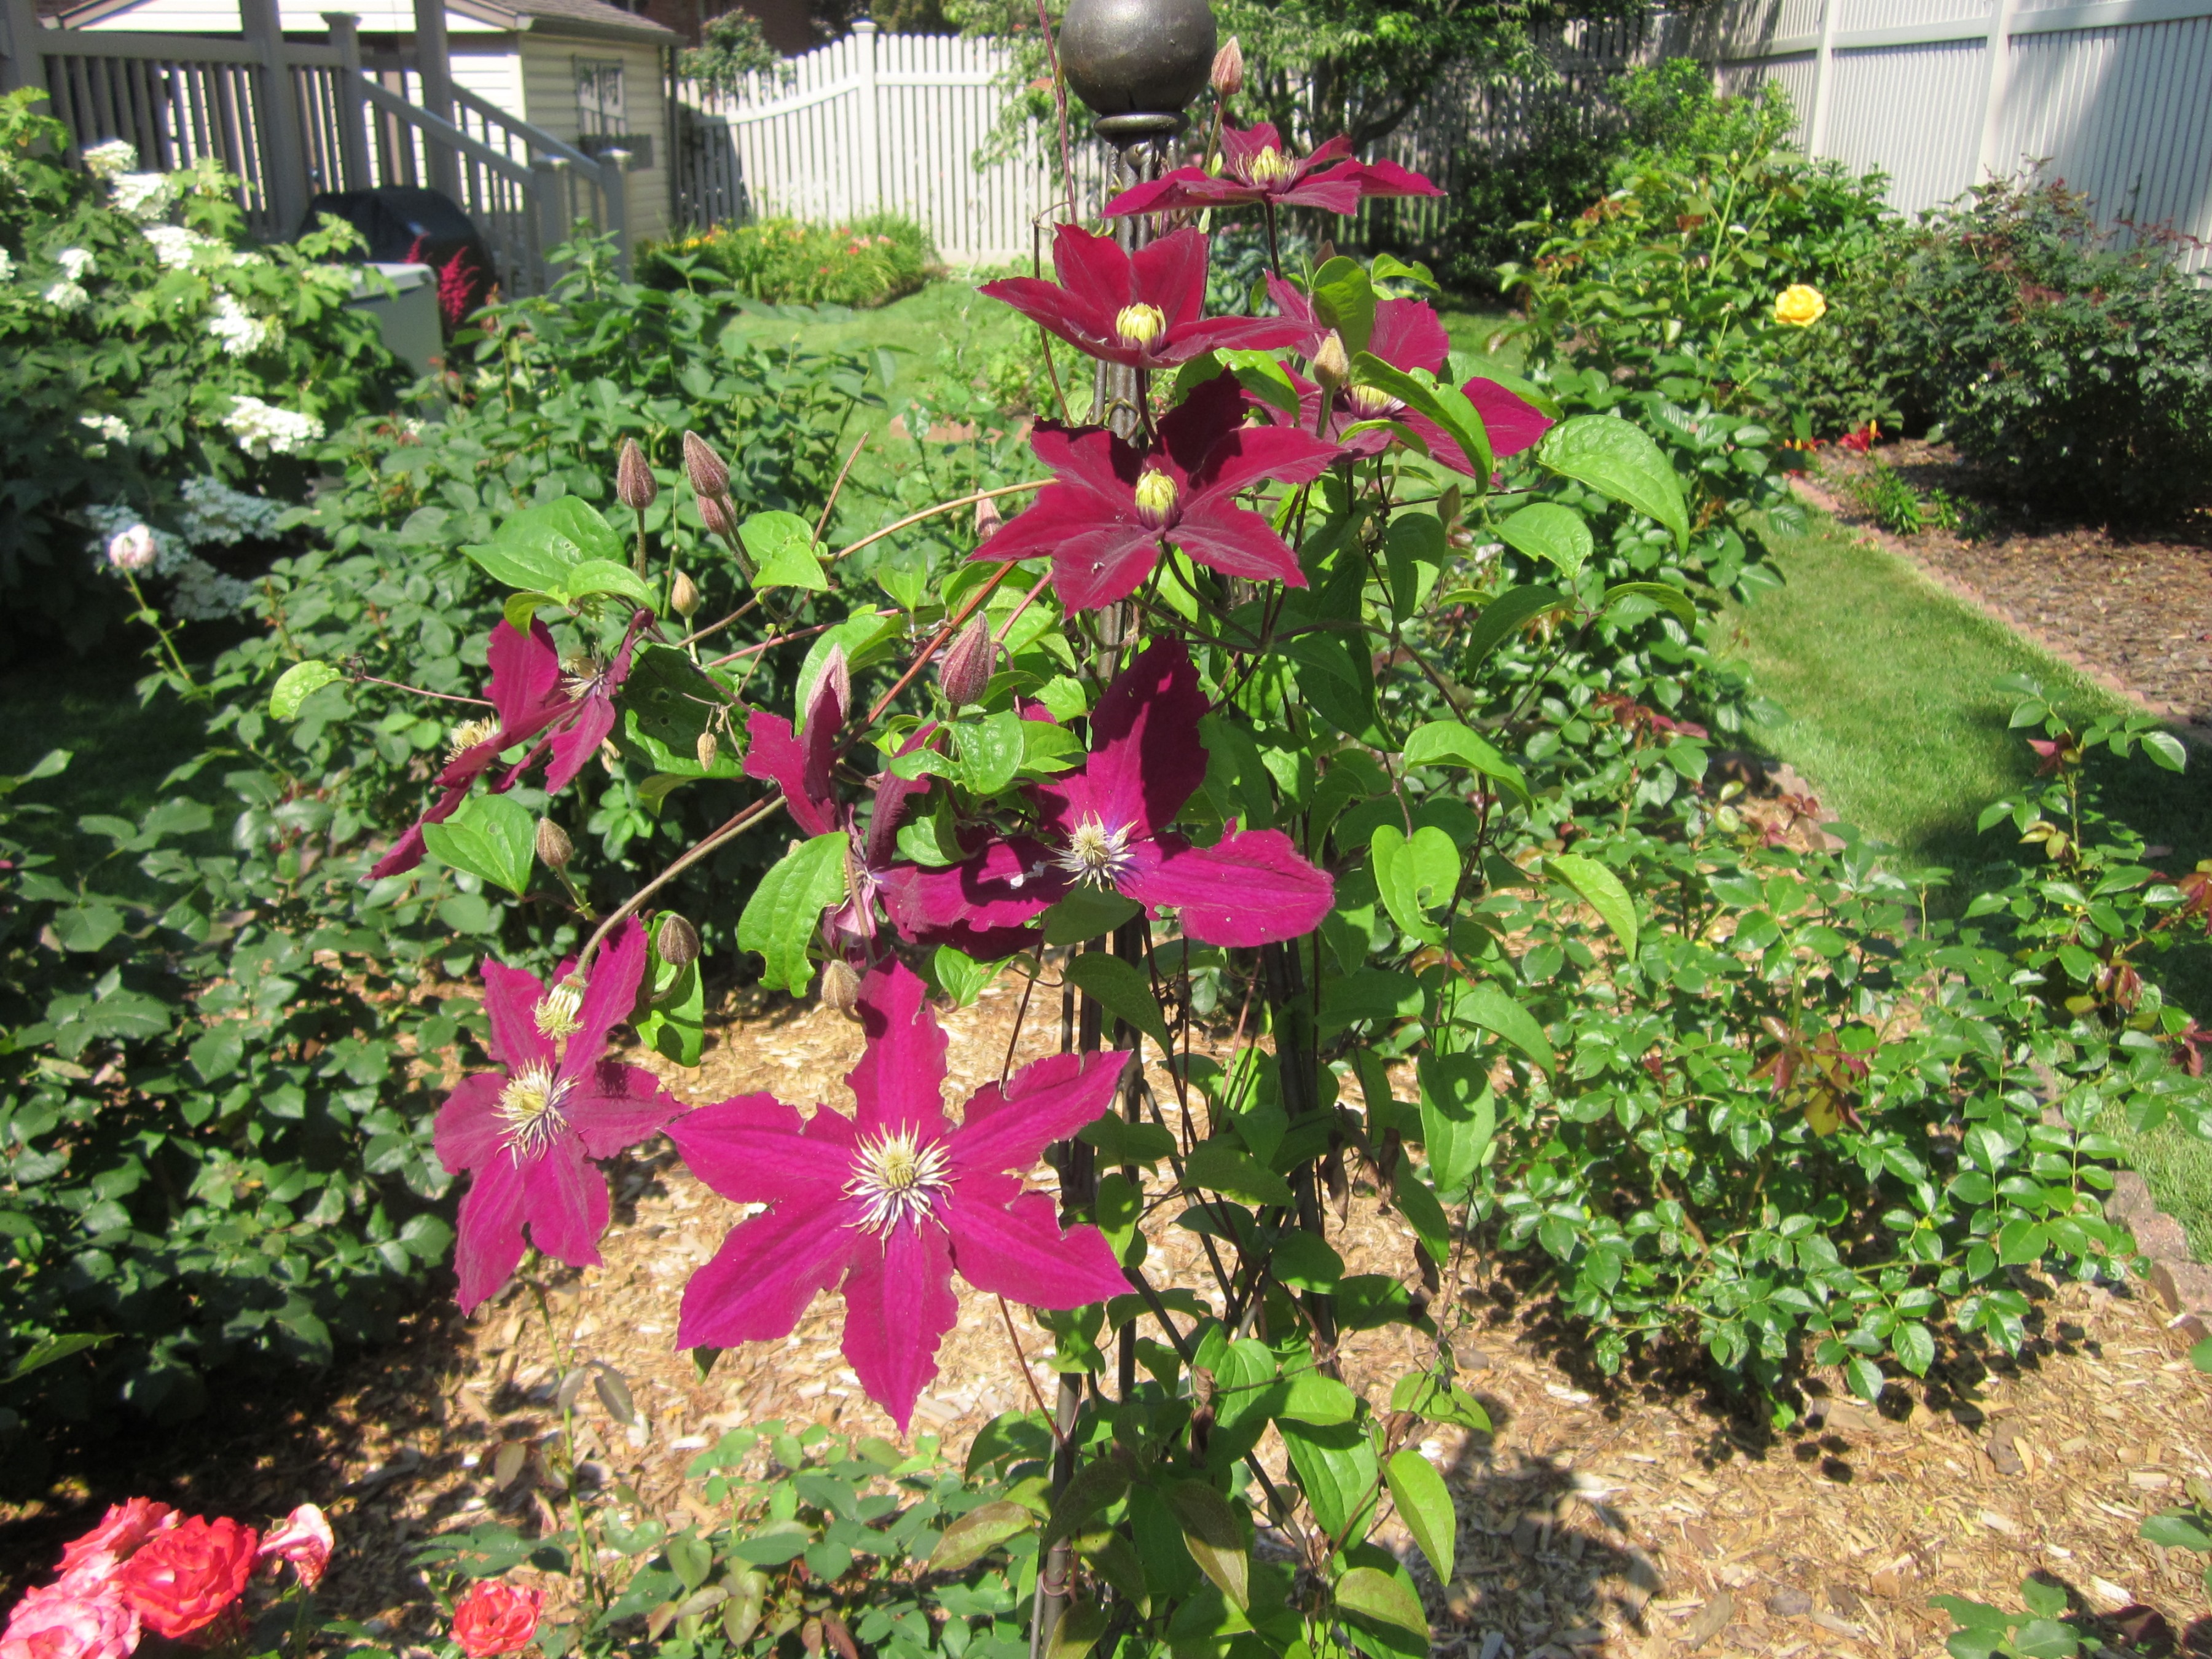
[575, 59, 626, 137]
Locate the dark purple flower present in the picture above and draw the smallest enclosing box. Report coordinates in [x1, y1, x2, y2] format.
[973, 369, 1339, 613]
[433, 917, 678, 1312]
[880, 638, 1333, 953]
[981, 224, 1308, 372]
[371, 611, 649, 880]
[1105, 122, 1442, 219]
[670, 961, 1131, 1431]
[1262, 277, 1555, 473]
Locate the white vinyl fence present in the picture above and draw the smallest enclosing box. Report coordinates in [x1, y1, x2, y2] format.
[670, 20, 1114, 264]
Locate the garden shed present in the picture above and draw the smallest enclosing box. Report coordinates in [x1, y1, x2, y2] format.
[55, 0, 679, 245]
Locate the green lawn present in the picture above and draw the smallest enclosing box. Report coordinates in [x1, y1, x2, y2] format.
[1725, 508, 2212, 1257]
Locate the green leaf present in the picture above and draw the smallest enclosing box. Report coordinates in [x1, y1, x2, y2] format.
[739, 511, 828, 592]
[1459, 584, 1565, 680]
[1349, 353, 1491, 477]
[618, 645, 740, 779]
[1277, 1371, 1359, 1425]
[634, 946, 705, 1069]
[1310, 257, 1378, 355]
[1338, 1563, 1431, 1639]
[927, 1500, 1036, 1572]
[1400, 720, 1531, 808]
[1892, 1320, 1936, 1378]
[1041, 1461, 1131, 1552]
[421, 793, 537, 896]
[1319, 968, 1422, 1033]
[559, 558, 654, 610]
[1217, 349, 1303, 418]
[1600, 580, 1698, 631]
[955, 710, 1027, 796]
[1416, 1054, 1494, 1199]
[735, 833, 848, 995]
[1043, 887, 1142, 945]
[1449, 980, 1555, 1073]
[929, 944, 1002, 1008]
[269, 660, 341, 720]
[1389, 1372, 1489, 1432]
[1392, 1171, 1453, 1268]
[1044, 1599, 1108, 1659]
[1063, 952, 1171, 1051]
[1079, 1115, 1178, 1167]
[464, 496, 626, 593]
[1185, 1142, 1295, 1208]
[1493, 503, 1592, 580]
[1163, 1480, 1249, 1610]
[2142, 1512, 2212, 1551]
[1281, 1419, 1379, 1539]
[6, 1332, 109, 1382]
[1371, 823, 1459, 945]
[1997, 1218, 2047, 1266]
[1545, 852, 1637, 963]
[1536, 415, 1688, 550]
[503, 592, 554, 630]
[2144, 731, 2188, 772]
[1845, 1355, 1885, 1401]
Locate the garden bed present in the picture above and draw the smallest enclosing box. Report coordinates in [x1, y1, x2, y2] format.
[9, 989, 2212, 1659]
[1810, 441, 2212, 732]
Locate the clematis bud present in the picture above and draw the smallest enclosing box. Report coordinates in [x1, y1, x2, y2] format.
[1115, 302, 1167, 346]
[975, 496, 1003, 537]
[655, 912, 700, 970]
[616, 437, 656, 511]
[681, 430, 729, 500]
[106, 523, 157, 572]
[697, 492, 735, 540]
[696, 730, 720, 770]
[670, 570, 699, 617]
[1311, 331, 1351, 394]
[1210, 36, 1243, 98]
[535, 818, 573, 869]
[535, 977, 584, 1038]
[938, 614, 995, 708]
[820, 959, 862, 1019]
[1132, 467, 1179, 526]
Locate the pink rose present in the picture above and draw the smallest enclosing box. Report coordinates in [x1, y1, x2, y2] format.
[254, 1506, 332, 1590]
[114, 1517, 257, 1640]
[0, 1579, 141, 1659]
[450, 1582, 540, 1658]
[57, 1501, 177, 1579]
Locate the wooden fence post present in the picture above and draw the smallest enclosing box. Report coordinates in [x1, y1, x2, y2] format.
[412, 0, 460, 198]
[853, 16, 880, 218]
[1974, 0, 2020, 180]
[532, 152, 570, 289]
[1805, 0, 1841, 155]
[0, 0, 47, 100]
[323, 11, 372, 192]
[598, 147, 629, 276]
[241, 0, 310, 235]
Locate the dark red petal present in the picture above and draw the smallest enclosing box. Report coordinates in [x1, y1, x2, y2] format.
[1158, 370, 1249, 481]
[850, 961, 952, 1139]
[669, 1091, 853, 1203]
[952, 1048, 1132, 1176]
[1352, 157, 1446, 199]
[1175, 314, 1316, 359]
[1132, 227, 1210, 327]
[486, 618, 563, 730]
[565, 914, 648, 1069]
[1052, 221, 1136, 318]
[1120, 828, 1335, 946]
[453, 1152, 528, 1314]
[1190, 422, 1341, 503]
[1276, 169, 1368, 216]
[1371, 297, 1450, 375]
[1049, 525, 1168, 613]
[520, 1135, 609, 1267]
[1171, 506, 1309, 586]
[863, 722, 941, 869]
[1464, 378, 1555, 459]
[434, 1072, 510, 1175]
[945, 1179, 1130, 1308]
[568, 1061, 680, 1159]
[541, 692, 617, 796]
[980, 275, 1114, 358]
[1299, 133, 1356, 171]
[1104, 169, 1215, 216]
[1029, 422, 1143, 501]
[878, 840, 1057, 958]
[1220, 120, 1283, 173]
[1263, 273, 1327, 355]
[744, 710, 839, 837]
[482, 959, 554, 1073]
[839, 1221, 959, 1433]
[1064, 637, 1207, 841]
[678, 1200, 859, 1350]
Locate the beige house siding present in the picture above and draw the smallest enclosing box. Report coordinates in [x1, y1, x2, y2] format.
[517, 32, 669, 243]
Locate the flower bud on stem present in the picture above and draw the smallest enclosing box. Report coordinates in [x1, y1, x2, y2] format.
[937, 614, 995, 709]
[654, 912, 700, 973]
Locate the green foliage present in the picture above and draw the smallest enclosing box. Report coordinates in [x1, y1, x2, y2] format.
[0, 90, 401, 652]
[680, 9, 786, 97]
[639, 216, 938, 309]
[1837, 457, 1967, 537]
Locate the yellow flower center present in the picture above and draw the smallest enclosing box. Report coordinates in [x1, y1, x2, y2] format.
[447, 717, 500, 763]
[497, 1062, 573, 1161]
[844, 1128, 953, 1236]
[534, 979, 584, 1040]
[1054, 815, 1138, 888]
[1344, 384, 1400, 418]
[1115, 302, 1167, 346]
[559, 653, 602, 700]
[1248, 146, 1294, 185]
[1132, 468, 1179, 526]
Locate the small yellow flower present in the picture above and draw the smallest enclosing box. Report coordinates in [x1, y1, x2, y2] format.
[1774, 284, 1827, 327]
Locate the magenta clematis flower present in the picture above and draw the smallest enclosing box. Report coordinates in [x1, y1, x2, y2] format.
[980, 224, 1309, 373]
[1263, 276, 1555, 472]
[973, 369, 1339, 613]
[670, 961, 1131, 1431]
[1105, 122, 1441, 219]
[433, 917, 678, 1312]
[371, 612, 650, 880]
[880, 638, 1333, 952]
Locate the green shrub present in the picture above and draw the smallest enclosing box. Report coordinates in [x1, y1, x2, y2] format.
[1870, 176, 2212, 520]
[0, 90, 401, 654]
[638, 213, 938, 307]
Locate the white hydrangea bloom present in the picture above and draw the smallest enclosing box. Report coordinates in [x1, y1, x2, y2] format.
[223, 395, 323, 458]
[77, 412, 131, 455]
[109, 172, 176, 222]
[81, 139, 137, 178]
[0, 248, 14, 283]
[57, 248, 94, 281]
[44, 281, 89, 312]
[168, 555, 257, 620]
[178, 475, 285, 544]
[142, 224, 214, 270]
[207, 292, 281, 357]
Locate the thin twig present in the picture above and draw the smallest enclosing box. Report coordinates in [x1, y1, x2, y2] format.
[814, 431, 870, 545]
[347, 672, 493, 708]
[675, 596, 761, 652]
[576, 792, 786, 970]
[857, 562, 1019, 731]
[832, 482, 1046, 567]
[705, 617, 844, 669]
[995, 1294, 1066, 1445]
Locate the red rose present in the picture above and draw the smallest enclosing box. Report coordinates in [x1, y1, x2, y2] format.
[450, 1582, 541, 1659]
[57, 1497, 178, 1578]
[114, 1516, 258, 1639]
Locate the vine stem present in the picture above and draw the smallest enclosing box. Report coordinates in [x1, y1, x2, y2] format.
[994, 1294, 1066, 1446]
[574, 791, 786, 972]
[855, 561, 1019, 733]
[813, 431, 870, 546]
[345, 670, 493, 708]
[833, 480, 1045, 567]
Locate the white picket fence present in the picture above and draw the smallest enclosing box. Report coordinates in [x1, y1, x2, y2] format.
[671, 21, 1115, 265]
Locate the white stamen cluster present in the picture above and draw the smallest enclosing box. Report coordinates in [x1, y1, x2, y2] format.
[844, 1128, 952, 1236]
[447, 716, 500, 762]
[496, 1062, 573, 1160]
[534, 979, 584, 1039]
[1247, 146, 1294, 185]
[559, 653, 602, 700]
[1054, 815, 1138, 889]
[1115, 302, 1167, 346]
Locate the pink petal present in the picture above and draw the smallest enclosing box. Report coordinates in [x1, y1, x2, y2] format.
[568, 1061, 679, 1158]
[1103, 168, 1214, 216]
[453, 1151, 528, 1313]
[1464, 378, 1555, 460]
[1189, 422, 1341, 504]
[977, 274, 1109, 356]
[946, 1179, 1130, 1308]
[566, 915, 648, 1067]
[1171, 506, 1309, 587]
[1175, 314, 1317, 359]
[482, 959, 554, 1073]
[863, 722, 942, 869]
[541, 691, 618, 796]
[1220, 121, 1282, 173]
[1299, 133, 1356, 171]
[952, 1048, 1132, 1175]
[678, 1199, 860, 1350]
[367, 820, 433, 881]
[1277, 170, 1370, 216]
[849, 962, 951, 1138]
[1352, 157, 1445, 198]
[744, 710, 839, 836]
[1120, 828, 1335, 946]
[1395, 409, 1476, 474]
[1263, 273, 1327, 355]
[1371, 297, 1451, 374]
[521, 1135, 609, 1267]
[1038, 637, 1206, 842]
[1051, 221, 1135, 318]
[839, 1220, 958, 1433]
[434, 1072, 510, 1174]
[1132, 227, 1209, 327]
[669, 1091, 855, 1203]
[486, 619, 562, 730]
[877, 840, 1057, 959]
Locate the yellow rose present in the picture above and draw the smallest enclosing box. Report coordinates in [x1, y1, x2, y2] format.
[1774, 284, 1827, 327]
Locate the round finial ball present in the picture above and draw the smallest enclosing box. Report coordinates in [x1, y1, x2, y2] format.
[1058, 0, 1217, 122]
